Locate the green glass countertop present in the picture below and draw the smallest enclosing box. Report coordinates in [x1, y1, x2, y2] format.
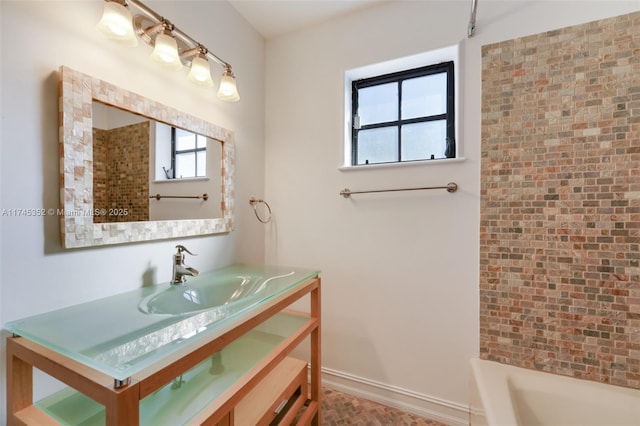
[4, 264, 319, 381]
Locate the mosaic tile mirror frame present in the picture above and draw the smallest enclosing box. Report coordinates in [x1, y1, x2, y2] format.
[58, 66, 235, 248]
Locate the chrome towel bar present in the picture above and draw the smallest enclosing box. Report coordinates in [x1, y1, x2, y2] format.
[340, 182, 458, 198]
[150, 193, 208, 201]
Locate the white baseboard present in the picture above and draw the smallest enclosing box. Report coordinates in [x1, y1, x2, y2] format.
[320, 366, 469, 426]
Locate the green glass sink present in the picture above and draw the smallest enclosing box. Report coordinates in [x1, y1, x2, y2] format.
[4, 264, 320, 380]
[138, 271, 293, 315]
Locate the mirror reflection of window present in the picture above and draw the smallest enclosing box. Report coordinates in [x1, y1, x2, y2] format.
[173, 128, 207, 179]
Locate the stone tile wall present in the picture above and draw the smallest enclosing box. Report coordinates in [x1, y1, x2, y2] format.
[92, 122, 149, 223]
[93, 128, 108, 221]
[480, 12, 640, 388]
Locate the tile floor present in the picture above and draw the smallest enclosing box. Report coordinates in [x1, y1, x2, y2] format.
[316, 387, 448, 425]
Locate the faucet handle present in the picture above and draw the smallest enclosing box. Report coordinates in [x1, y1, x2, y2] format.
[175, 245, 197, 256]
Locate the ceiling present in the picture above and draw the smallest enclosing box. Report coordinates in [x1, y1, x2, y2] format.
[227, 0, 388, 39]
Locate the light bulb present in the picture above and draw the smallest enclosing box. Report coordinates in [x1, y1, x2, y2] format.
[187, 56, 214, 87]
[96, 1, 137, 46]
[150, 32, 182, 70]
[217, 67, 240, 102]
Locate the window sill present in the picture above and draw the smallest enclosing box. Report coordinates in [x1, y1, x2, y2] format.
[152, 177, 210, 183]
[339, 157, 466, 172]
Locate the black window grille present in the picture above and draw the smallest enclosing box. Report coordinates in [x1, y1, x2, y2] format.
[351, 61, 455, 166]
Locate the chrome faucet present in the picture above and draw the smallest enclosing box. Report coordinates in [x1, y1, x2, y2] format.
[172, 245, 199, 284]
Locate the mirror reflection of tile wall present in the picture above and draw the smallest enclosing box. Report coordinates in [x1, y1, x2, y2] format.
[93, 128, 109, 221]
[93, 123, 150, 223]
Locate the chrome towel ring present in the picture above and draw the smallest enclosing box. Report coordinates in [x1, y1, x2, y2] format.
[249, 197, 272, 223]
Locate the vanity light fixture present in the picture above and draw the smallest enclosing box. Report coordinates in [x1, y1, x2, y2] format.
[96, 0, 137, 46]
[149, 21, 182, 70]
[217, 65, 240, 102]
[186, 46, 215, 87]
[96, 0, 240, 101]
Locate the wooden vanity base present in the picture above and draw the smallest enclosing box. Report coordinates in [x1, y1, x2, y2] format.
[6, 277, 321, 425]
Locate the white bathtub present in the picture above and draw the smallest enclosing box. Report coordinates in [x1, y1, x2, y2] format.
[470, 358, 640, 426]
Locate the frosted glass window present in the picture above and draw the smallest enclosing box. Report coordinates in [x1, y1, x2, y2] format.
[358, 83, 398, 126]
[196, 134, 207, 149]
[175, 152, 196, 178]
[401, 121, 447, 161]
[351, 61, 455, 165]
[175, 129, 196, 150]
[357, 127, 398, 165]
[402, 73, 447, 120]
[172, 127, 207, 179]
[196, 151, 206, 177]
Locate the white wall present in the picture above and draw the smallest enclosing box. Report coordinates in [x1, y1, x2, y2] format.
[2, 0, 638, 424]
[0, 1, 265, 423]
[264, 1, 639, 423]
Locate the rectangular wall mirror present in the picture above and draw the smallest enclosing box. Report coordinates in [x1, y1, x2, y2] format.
[59, 66, 234, 248]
